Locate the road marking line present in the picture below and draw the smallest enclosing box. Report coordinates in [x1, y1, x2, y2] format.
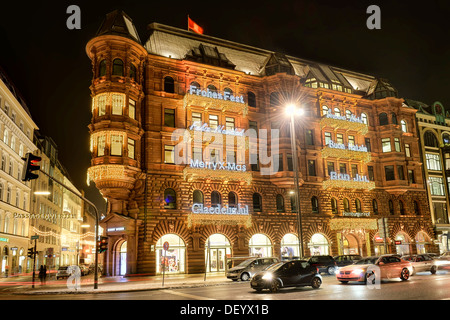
[161, 289, 216, 300]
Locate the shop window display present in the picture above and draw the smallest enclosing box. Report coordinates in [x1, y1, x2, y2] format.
[249, 234, 273, 257]
[156, 234, 186, 274]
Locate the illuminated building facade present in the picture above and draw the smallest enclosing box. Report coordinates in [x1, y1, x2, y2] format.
[87, 10, 438, 276]
[405, 99, 450, 253]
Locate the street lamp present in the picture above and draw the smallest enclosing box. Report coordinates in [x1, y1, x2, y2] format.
[286, 104, 305, 259]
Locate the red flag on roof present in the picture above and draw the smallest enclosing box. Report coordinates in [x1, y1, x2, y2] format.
[188, 16, 204, 34]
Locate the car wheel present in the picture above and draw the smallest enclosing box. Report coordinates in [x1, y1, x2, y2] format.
[400, 268, 410, 281]
[311, 277, 322, 289]
[269, 280, 280, 293]
[365, 272, 375, 285]
[327, 266, 335, 275]
[430, 266, 437, 274]
[240, 273, 250, 281]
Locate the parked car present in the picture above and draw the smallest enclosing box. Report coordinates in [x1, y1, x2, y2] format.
[333, 255, 362, 268]
[56, 266, 70, 280]
[308, 255, 337, 275]
[336, 255, 413, 284]
[80, 265, 90, 276]
[435, 252, 450, 268]
[250, 260, 322, 293]
[226, 257, 279, 281]
[401, 254, 437, 275]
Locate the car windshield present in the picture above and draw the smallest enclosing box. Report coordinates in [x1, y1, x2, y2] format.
[236, 259, 255, 267]
[264, 262, 284, 272]
[354, 257, 378, 265]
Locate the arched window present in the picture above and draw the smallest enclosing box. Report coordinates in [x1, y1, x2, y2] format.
[355, 198, 362, 213]
[248, 91, 256, 108]
[224, 87, 233, 95]
[322, 106, 329, 116]
[193, 190, 204, 205]
[207, 84, 217, 92]
[164, 189, 176, 209]
[249, 234, 273, 257]
[401, 120, 408, 133]
[331, 198, 338, 214]
[98, 59, 107, 77]
[389, 200, 394, 215]
[391, 113, 398, 125]
[252, 193, 262, 213]
[361, 113, 368, 125]
[211, 191, 221, 207]
[346, 109, 352, 119]
[130, 64, 137, 81]
[276, 194, 285, 212]
[164, 76, 175, 93]
[228, 192, 238, 208]
[112, 59, 124, 76]
[424, 131, 439, 148]
[379, 113, 389, 126]
[190, 81, 201, 89]
[413, 201, 420, 215]
[334, 107, 341, 117]
[343, 198, 350, 212]
[6, 187, 11, 203]
[311, 196, 319, 213]
[443, 133, 450, 146]
[372, 199, 379, 215]
[0, 183, 3, 201]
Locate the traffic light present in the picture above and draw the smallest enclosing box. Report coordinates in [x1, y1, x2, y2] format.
[21, 153, 42, 182]
[98, 236, 108, 253]
[27, 248, 34, 258]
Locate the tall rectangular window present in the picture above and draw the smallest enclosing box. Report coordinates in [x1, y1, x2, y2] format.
[111, 135, 123, 156]
[308, 160, 316, 176]
[394, 138, 401, 152]
[368, 165, 375, 181]
[306, 129, 314, 145]
[97, 135, 106, 157]
[192, 112, 202, 125]
[405, 143, 411, 157]
[327, 161, 335, 175]
[192, 147, 202, 161]
[164, 145, 175, 164]
[277, 154, 284, 172]
[210, 149, 221, 163]
[128, 138, 135, 160]
[336, 133, 344, 144]
[444, 152, 450, 170]
[112, 94, 124, 115]
[408, 169, 416, 184]
[397, 165, 405, 180]
[209, 115, 219, 129]
[384, 165, 395, 181]
[226, 117, 235, 131]
[226, 150, 236, 163]
[429, 176, 445, 196]
[426, 153, 442, 171]
[348, 135, 355, 146]
[98, 94, 107, 116]
[351, 164, 358, 177]
[382, 138, 391, 152]
[365, 138, 371, 152]
[339, 163, 347, 174]
[324, 132, 332, 146]
[249, 121, 258, 137]
[128, 99, 136, 119]
[287, 154, 293, 171]
[164, 109, 175, 127]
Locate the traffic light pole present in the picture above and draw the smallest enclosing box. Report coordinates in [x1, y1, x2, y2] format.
[36, 170, 100, 290]
[32, 239, 37, 289]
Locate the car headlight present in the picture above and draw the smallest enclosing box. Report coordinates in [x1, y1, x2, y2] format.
[262, 273, 273, 281]
[351, 268, 365, 275]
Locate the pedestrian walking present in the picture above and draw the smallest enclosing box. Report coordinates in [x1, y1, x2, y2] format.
[38, 265, 47, 285]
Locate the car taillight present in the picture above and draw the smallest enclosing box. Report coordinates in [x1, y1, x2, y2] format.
[316, 267, 319, 273]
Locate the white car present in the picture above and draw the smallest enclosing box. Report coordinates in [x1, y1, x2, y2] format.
[401, 254, 437, 275]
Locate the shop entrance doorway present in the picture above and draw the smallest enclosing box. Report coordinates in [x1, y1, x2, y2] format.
[205, 234, 231, 273]
[342, 234, 360, 255]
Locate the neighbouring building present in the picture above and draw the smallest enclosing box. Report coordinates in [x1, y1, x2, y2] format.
[405, 99, 450, 253]
[0, 66, 39, 275]
[86, 10, 439, 277]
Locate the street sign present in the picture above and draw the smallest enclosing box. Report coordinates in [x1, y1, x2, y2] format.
[31, 235, 39, 240]
[163, 241, 169, 251]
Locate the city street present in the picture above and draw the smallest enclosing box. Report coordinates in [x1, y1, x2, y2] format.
[2, 270, 449, 301]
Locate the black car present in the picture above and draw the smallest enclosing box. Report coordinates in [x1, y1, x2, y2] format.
[308, 255, 337, 275]
[250, 260, 322, 293]
[333, 255, 362, 268]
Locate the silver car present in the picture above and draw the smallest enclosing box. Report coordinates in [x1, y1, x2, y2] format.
[226, 257, 279, 281]
[401, 254, 437, 275]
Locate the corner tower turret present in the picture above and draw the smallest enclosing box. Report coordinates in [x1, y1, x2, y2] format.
[86, 10, 147, 217]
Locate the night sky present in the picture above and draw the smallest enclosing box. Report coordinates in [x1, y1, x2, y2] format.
[0, 0, 449, 215]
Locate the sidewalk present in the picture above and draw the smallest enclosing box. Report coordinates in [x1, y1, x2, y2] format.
[0, 273, 235, 295]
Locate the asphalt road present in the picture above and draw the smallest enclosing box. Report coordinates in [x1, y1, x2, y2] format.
[3, 270, 450, 301]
